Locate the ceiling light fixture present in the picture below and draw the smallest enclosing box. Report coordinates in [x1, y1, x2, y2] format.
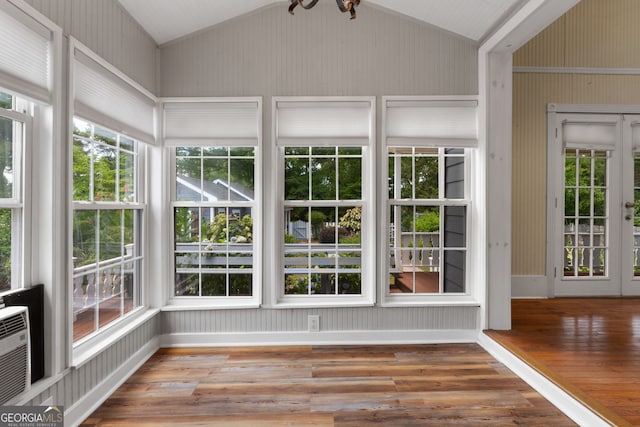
[288, 0, 360, 20]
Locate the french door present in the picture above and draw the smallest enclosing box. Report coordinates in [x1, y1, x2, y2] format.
[551, 112, 640, 296]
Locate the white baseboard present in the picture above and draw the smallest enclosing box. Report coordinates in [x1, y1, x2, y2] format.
[160, 329, 479, 347]
[65, 337, 160, 427]
[478, 333, 608, 427]
[511, 275, 550, 298]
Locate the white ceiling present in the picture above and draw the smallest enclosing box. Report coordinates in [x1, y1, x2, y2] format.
[117, 0, 523, 45]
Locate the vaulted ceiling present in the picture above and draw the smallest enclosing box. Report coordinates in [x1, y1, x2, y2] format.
[117, 0, 524, 45]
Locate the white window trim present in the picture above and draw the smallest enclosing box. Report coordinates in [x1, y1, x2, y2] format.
[0, 104, 32, 294]
[270, 96, 376, 308]
[69, 119, 147, 353]
[381, 96, 480, 307]
[163, 97, 262, 310]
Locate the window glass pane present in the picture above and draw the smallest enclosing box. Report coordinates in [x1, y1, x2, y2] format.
[73, 210, 97, 268]
[176, 146, 200, 157]
[93, 144, 117, 201]
[0, 92, 12, 109]
[444, 155, 465, 199]
[95, 127, 117, 147]
[99, 210, 122, 261]
[415, 156, 438, 199]
[202, 274, 226, 296]
[0, 208, 12, 292]
[444, 206, 466, 248]
[338, 157, 361, 200]
[203, 157, 228, 200]
[176, 157, 202, 202]
[311, 157, 336, 200]
[400, 156, 413, 199]
[119, 150, 135, 202]
[73, 137, 91, 201]
[230, 157, 254, 195]
[285, 156, 309, 200]
[443, 250, 465, 293]
[0, 116, 13, 199]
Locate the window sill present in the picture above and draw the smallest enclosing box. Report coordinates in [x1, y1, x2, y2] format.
[380, 294, 481, 307]
[272, 294, 375, 309]
[163, 296, 260, 311]
[72, 307, 159, 368]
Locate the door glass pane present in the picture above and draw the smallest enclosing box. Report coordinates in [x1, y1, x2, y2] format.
[564, 149, 609, 278]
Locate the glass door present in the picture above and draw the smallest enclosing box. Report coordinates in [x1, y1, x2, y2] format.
[553, 114, 622, 296]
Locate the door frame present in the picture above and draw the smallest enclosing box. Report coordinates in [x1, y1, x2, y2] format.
[547, 104, 640, 297]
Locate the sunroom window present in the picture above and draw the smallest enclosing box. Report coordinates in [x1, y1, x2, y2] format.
[173, 146, 256, 297]
[383, 97, 478, 304]
[274, 97, 375, 305]
[164, 98, 262, 307]
[71, 118, 144, 342]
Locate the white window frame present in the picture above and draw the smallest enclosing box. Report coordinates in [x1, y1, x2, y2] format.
[164, 97, 262, 310]
[381, 96, 479, 306]
[270, 96, 376, 308]
[0, 95, 32, 295]
[70, 118, 147, 349]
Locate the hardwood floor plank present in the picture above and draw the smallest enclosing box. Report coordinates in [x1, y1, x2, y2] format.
[488, 297, 640, 427]
[80, 344, 575, 426]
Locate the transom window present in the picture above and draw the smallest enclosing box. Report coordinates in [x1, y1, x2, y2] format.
[71, 118, 144, 343]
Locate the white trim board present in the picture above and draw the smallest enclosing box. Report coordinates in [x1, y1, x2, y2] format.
[159, 329, 480, 348]
[478, 333, 609, 427]
[515, 66, 640, 75]
[65, 337, 160, 427]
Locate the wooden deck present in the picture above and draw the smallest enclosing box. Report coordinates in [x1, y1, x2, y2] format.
[80, 344, 574, 426]
[487, 298, 640, 427]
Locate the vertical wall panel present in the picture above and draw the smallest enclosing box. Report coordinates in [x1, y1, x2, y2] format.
[25, 0, 157, 92]
[515, 0, 640, 69]
[159, 2, 477, 97]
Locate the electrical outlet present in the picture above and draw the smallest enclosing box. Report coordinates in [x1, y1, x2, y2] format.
[308, 315, 320, 332]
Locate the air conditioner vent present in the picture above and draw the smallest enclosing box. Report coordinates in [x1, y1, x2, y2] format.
[0, 306, 30, 404]
[0, 344, 28, 404]
[0, 311, 27, 340]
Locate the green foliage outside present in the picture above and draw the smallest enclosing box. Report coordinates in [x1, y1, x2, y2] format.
[206, 214, 253, 243]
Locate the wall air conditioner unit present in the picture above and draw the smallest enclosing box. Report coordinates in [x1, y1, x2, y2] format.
[0, 306, 30, 404]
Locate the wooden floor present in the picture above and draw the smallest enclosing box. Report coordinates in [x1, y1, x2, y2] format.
[487, 298, 640, 427]
[81, 344, 575, 426]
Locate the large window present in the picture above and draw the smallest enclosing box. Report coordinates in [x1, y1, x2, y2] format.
[0, 92, 27, 293]
[283, 146, 363, 296]
[387, 147, 468, 294]
[71, 118, 144, 343]
[164, 98, 262, 306]
[173, 146, 256, 298]
[383, 97, 477, 304]
[274, 98, 375, 305]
